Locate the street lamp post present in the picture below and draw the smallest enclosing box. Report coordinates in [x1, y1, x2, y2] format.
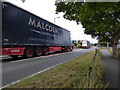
[54, 17, 60, 24]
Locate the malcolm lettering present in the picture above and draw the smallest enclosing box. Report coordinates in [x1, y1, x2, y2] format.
[28, 17, 58, 33]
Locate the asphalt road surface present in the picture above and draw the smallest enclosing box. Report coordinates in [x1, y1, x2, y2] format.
[2, 47, 95, 87]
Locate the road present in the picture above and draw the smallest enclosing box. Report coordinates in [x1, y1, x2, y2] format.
[2, 47, 95, 87]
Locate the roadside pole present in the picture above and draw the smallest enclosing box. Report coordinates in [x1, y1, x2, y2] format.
[107, 42, 109, 48]
[118, 40, 120, 60]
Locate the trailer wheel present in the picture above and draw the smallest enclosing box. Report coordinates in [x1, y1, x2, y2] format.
[67, 47, 70, 52]
[64, 47, 68, 52]
[70, 48, 73, 51]
[70, 47, 73, 51]
[43, 47, 49, 55]
[10, 55, 18, 59]
[24, 47, 34, 58]
[36, 47, 42, 56]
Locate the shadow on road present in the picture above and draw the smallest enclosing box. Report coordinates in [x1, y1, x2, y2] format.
[2, 51, 63, 63]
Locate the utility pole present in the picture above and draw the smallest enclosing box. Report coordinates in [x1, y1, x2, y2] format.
[107, 42, 109, 48]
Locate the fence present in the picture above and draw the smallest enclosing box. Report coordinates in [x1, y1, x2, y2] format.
[88, 48, 99, 87]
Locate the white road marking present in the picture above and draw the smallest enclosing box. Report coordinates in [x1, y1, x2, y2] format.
[40, 54, 59, 58]
[0, 55, 11, 61]
[9, 54, 58, 63]
[73, 49, 83, 52]
[1, 60, 68, 89]
[9, 51, 73, 63]
[0, 55, 9, 58]
[10, 57, 41, 63]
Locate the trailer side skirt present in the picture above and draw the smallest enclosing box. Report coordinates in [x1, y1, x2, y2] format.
[2, 47, 25, 55]
[2, 46, 64, 55]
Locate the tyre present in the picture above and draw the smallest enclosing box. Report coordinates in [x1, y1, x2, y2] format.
[43, 47, 49, 55]
[70, 47, 73, 51]
[64, 47, 68, 52]
[36, 47, 42, 56]
[67, 47, 70, 52]
[23, 47, 34, 58]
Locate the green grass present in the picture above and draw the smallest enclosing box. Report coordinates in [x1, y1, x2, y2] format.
[7, 51, 104, 88]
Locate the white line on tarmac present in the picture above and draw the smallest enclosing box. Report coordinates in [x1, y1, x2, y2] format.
[10, 54, 60, 63]
[1, 60, 68, 89]
[9, 52, 73, 63]
[0, 55, 9, 58]
[10, 57, 41, 63]
[40, 54, 59, 58]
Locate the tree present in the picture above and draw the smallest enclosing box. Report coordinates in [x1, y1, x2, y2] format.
[56, 2, 120, 58]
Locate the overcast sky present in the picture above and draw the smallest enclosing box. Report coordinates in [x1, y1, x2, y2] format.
[6, 0, 98, 44]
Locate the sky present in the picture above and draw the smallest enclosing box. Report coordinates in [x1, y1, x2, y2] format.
[6, 0, 98, 44]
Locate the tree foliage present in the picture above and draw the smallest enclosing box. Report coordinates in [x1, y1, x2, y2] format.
[56, 2, 120, 57]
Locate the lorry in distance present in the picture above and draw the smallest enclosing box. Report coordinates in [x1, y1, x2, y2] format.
[1, 2, 73, 58]
[82, 40, 90, 49]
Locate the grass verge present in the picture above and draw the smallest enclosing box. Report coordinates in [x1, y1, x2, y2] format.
[7, 51, 104, 88]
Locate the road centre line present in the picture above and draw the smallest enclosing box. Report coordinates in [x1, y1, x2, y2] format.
[10, 57, 41, 63]
[9, 51, 73, 63]
[10, 53, 61, 63]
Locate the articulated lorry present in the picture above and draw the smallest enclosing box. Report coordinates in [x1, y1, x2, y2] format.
[1, 2, 73, 58]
